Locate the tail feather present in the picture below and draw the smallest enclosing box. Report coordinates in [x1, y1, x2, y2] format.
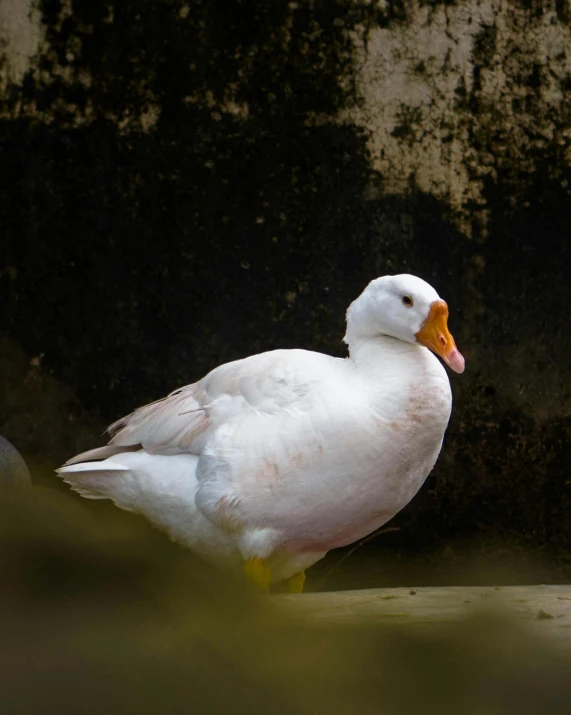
[64, 445, 140, 466]
[57, 461, 129, 500]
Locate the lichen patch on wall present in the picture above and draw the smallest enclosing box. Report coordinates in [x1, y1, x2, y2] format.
[0, 0, 42, 89]
[347, 0, 571, 236]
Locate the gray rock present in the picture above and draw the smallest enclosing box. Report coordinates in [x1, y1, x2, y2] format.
[0, 436, 31, 489]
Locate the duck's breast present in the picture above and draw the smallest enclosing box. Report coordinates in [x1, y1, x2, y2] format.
[281, 350, 452, 550]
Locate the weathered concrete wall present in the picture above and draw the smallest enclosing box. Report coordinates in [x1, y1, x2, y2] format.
[1, 0, 570, 587]
[349, 1, 571, 236]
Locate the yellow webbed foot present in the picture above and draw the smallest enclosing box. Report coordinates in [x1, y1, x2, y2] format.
[285, 571, 306, 594]
[243, 557, 272, 592]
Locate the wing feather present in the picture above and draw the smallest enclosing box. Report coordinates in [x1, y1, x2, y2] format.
[105, 349, 338, 456]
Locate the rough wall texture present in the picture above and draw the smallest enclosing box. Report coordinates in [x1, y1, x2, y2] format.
[349, 1, 571, 236]
[1, 0, 570, 588]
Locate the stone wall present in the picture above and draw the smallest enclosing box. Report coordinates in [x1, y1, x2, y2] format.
[1, 0, 570, 587]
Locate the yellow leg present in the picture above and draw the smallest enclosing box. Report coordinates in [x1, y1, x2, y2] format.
[243, 557, 272, 592]
[285, 571, 306, 594]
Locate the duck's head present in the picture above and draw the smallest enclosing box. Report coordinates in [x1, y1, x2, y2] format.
[344, 274, 465, 374]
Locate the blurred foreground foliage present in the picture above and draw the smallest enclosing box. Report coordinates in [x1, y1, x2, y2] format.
[0, 487, 570, 715]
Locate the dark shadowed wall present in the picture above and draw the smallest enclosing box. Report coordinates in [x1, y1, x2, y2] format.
[1, 0, 570, 588]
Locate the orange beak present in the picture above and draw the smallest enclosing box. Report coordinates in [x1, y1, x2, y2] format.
[415, 300, 465, 374]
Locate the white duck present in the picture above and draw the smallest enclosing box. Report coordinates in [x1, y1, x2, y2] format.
[58, 274, 464, 592]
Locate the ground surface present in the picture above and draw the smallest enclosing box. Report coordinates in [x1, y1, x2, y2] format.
[281, 585, 571, 645]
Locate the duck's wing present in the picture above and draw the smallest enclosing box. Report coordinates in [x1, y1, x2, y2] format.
[100, 348, 341, 458]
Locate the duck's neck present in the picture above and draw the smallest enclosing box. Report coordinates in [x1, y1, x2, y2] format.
[347, 334, 428, 375]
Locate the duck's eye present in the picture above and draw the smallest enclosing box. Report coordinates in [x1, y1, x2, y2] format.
[402, 295, 414, 307]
